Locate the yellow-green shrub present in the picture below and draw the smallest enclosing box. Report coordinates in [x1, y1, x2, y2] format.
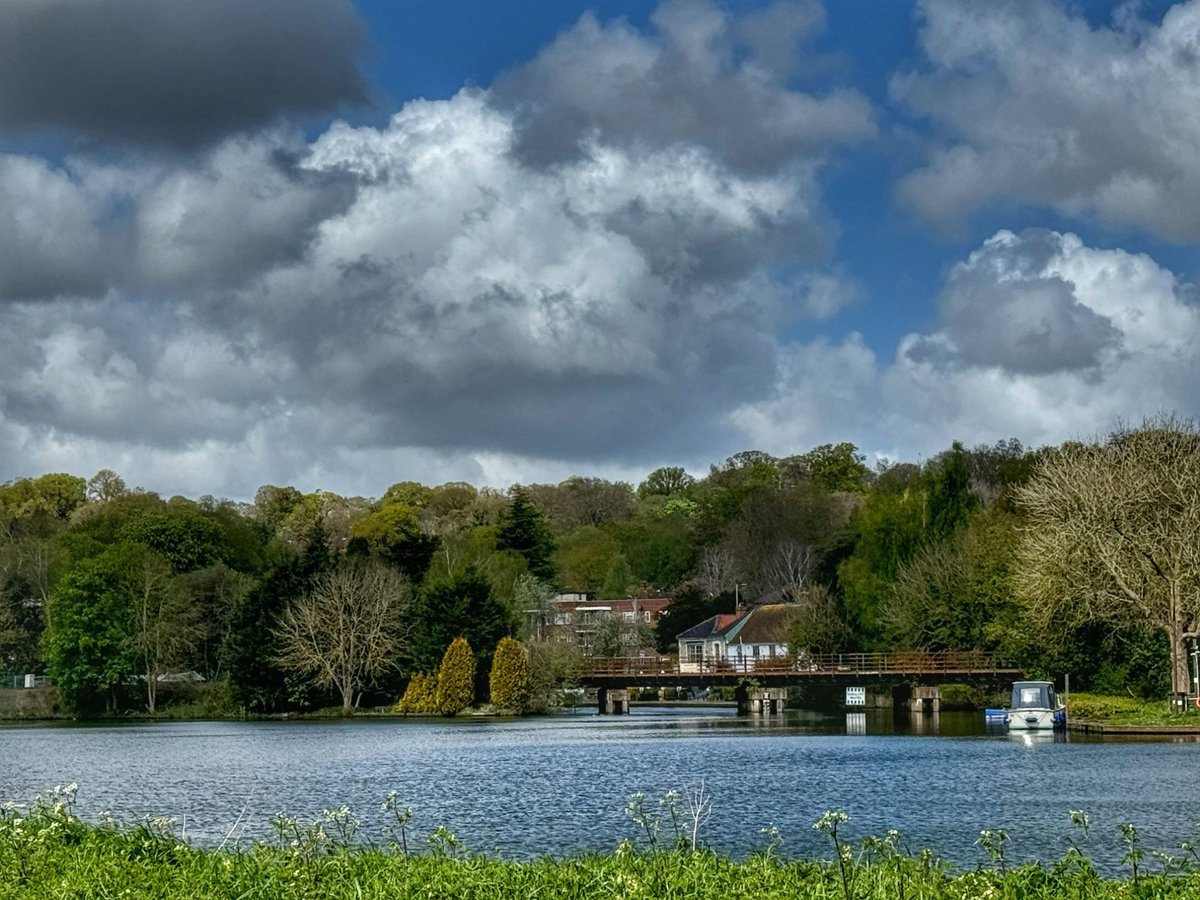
[397, 671, 439, 714]
[436, 637, 475, 716]
[489, 637, 530, 714]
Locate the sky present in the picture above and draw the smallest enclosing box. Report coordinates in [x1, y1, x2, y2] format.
[1, 0, 1198, 500]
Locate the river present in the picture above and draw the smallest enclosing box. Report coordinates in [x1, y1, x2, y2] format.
[1, 707, 1196, 868]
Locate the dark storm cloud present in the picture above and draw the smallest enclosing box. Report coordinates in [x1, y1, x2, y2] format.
[0, 0, 369, 150]
[493, 0, 872, 172]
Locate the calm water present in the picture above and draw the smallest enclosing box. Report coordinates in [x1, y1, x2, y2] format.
[1, 707, 1197, 867]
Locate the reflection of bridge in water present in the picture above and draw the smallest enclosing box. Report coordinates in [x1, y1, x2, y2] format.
[580, 651, 1024, 715]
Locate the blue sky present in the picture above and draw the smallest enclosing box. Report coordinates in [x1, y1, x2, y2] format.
[0, 0, 1198, 498]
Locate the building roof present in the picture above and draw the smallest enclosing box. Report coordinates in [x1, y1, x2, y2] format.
[676, 612, 743, 641]
[721, 604, 800, 644]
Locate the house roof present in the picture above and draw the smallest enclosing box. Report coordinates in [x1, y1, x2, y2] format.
[676, 612, 743, 641]
[721, 604, 800, 644]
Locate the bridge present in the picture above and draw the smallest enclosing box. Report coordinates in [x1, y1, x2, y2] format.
[579, 651, 1024, 714]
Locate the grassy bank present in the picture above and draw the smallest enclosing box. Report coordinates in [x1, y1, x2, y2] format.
[6, 790, 1200, 899]
[1068, 692, 1200, 727]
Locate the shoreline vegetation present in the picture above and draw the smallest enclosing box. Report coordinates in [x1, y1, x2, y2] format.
[9, 687, 1200, 733]
[5, 788, 1200, 899]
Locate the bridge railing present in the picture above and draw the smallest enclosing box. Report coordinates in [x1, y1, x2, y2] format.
[582, 650, 1015, 678]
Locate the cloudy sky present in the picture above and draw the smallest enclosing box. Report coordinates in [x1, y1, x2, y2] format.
[1, 0, 1198, 499]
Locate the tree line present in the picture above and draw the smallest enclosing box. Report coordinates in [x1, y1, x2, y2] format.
[1, 416, 1195, 715]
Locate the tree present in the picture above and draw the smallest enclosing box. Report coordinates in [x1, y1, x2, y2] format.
[496, 488, 556, 581]
[790, 443, 870, 493]
[1015, 417, 1200, 694]
[274, 562, 412, 711]
[786, 585, 852, 654]
[637, 466, 695, 499]
[397, 671, 439, 714]
[411, 568, 513, 675]
[43, 544, 141, 713]
[436, 637, 475, 715]
[926, 441, 978, 540]
[525, 639, 583, 712]
[130, 550, 200, 714]
[489, 636, 531, 713]
[223, 535, 331, 712]
[554, 526, 626, 595]
[349, 502, 438, 582]
[86, 469, 127, 503]
[653, 585, 735, 653]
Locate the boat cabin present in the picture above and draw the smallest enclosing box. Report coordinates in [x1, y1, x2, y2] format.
[1011, 681, 1058, 710]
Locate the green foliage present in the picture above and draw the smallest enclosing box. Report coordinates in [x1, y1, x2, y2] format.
[396, 671, 439, 715]
[608, 518, 697, 592]
[6, 795, 1200, 899]
[794, 442, 871, 493]
[42, 543, 143, 712]
[925, 441, 978, 540]
[0, 473, 86, 527]
[350, 502, 438, 582]
[496, 489, 556, 581]
[222, 536, 332, 712]
[488, 637, 531, 713]
[554, 526, 625, 595]
[637, 466, 695, 499]
[436, 637, 475, 716]
[412, 568, 513, 674]
[836, 488, 926, 644]
[120, 511, 226, 573]
[653, 585, 735, 654]
[526, 639, 584, 713]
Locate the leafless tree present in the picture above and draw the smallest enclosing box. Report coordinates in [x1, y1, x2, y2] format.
[131, 553, 200, 714]
[697, 545, 736, 597]
[765, 540, 817, 601]
[275, 563, 412, 710]
[1016, 416, 1200, 693]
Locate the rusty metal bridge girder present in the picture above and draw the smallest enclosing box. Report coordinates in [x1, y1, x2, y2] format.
[580, 651, 1024, 689]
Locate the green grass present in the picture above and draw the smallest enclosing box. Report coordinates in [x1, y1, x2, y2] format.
[7, 790, 1200, 899]
[1068, 692, 1200, 726]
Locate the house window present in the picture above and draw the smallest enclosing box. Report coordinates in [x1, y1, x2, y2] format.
[622, 611, 636, 622]
[554, 612, 572, 625]
[686, 643, 703, 662]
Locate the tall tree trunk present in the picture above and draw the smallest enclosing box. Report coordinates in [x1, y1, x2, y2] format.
[1168, 617, 1191, 696]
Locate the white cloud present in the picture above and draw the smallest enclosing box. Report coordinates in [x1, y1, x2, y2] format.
[0, 2, 871, 498]
[895, 0, 1200, 240]
[734, 229, 1200, 459]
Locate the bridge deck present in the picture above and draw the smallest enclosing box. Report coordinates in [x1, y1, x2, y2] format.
[581, 651, 1022, 688]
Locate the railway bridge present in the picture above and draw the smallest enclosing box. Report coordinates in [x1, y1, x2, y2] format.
[579, 651, 1024, 714]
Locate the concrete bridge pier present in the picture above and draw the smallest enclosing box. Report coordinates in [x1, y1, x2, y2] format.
[598, 687, 629, 715]
[737, 686, 788, 716]
[909, 686, 941, 714]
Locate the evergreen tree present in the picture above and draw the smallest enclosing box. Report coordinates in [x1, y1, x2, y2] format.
[436, 637, 475, 716]
[489, 637, 530, 713]
[397, 671, 439, 714]
[222, 525, 332, 711]
[496, 488, 556, 582]
[926, 441, 977, 540]
[412, 568, 513, 676]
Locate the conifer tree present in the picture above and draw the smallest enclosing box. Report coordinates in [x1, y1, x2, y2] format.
[436, 637, 475, 716]
[489, 637, 530, 713]
[397, 671, 439, 714]
[496, 488, 556, 582]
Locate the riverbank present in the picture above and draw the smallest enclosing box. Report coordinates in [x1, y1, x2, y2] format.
[3, 799, 1199, 900]
[1067, 693, 1200, 733]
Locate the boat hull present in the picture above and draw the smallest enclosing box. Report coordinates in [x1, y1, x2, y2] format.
[1007, 707, 1065, 731]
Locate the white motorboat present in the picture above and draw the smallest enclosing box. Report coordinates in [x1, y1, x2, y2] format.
[1006, 680, 1066, 731]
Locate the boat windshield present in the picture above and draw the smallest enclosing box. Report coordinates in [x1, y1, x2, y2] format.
[1012, 683, 1054, 708]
